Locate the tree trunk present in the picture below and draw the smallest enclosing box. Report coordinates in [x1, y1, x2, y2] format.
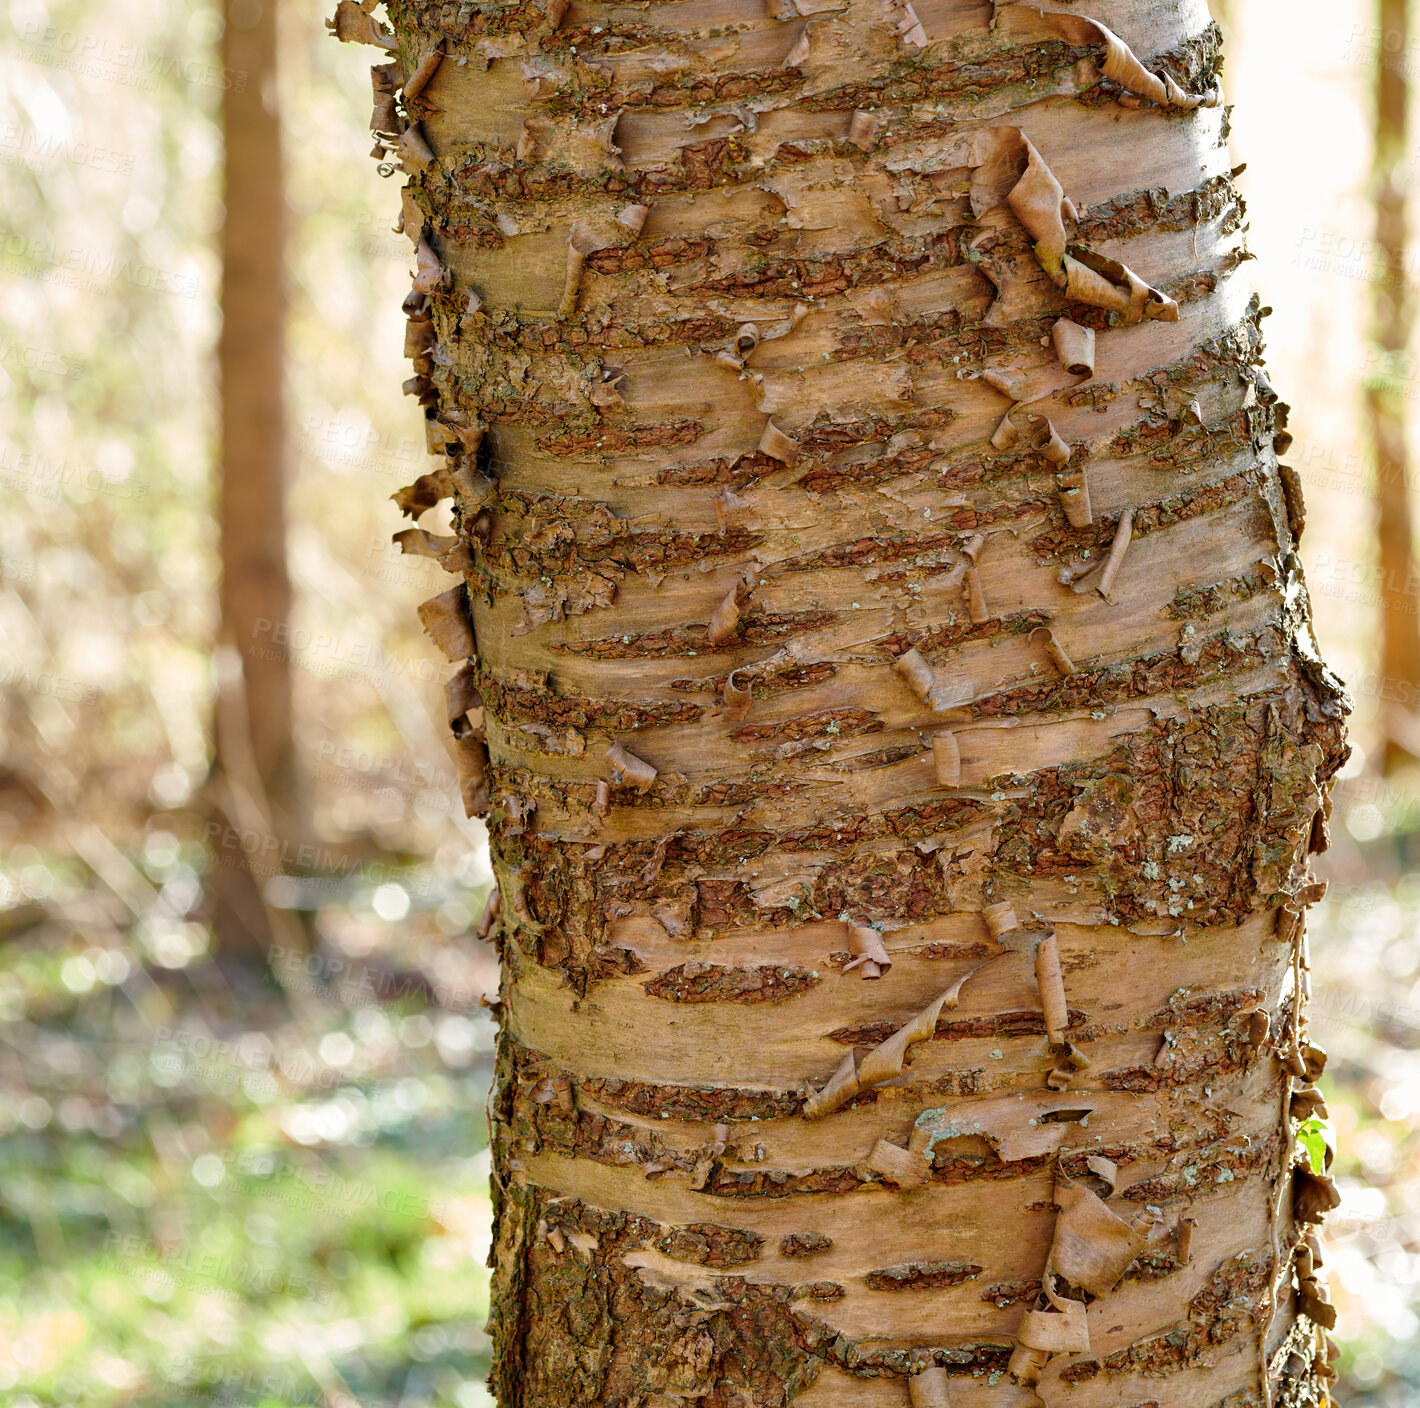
[1369, 0, 1420, 772]
[342, 0, 1348, 1401]
[214, 0, 297, 958]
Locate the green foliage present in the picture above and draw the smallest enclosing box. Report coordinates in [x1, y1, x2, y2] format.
[1297, 1117, 1330, 1175]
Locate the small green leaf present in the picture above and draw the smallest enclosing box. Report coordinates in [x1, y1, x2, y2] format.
[1297, 1117, 1329, 1175]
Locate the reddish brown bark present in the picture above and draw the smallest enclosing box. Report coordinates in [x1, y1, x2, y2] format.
[338, 1, 1347, 1401]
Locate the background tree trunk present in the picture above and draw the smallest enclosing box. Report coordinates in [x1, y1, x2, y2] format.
[1369, 0, 1420, 771]
[356, 0, 1348, 1401]
[214, 0, 297, 957]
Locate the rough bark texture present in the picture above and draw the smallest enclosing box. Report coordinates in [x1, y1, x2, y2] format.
[345, 0, 1349, 1402]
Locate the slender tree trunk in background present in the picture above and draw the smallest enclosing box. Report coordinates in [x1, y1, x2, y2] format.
[344, 0, 1349, 1401]
[1370, 0, 1420, 771]
[214, 0, 296, 955]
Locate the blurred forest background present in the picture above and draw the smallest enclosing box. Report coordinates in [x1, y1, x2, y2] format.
[0, 0, 1418, 1403]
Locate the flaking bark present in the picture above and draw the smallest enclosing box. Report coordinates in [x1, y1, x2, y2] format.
[340, 0, 1348, 1402]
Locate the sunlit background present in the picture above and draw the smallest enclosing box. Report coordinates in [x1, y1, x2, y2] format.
[0, 0, 1416, 1402]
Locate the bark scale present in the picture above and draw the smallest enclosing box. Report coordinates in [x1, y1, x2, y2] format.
[339, 0, 1348, 1402]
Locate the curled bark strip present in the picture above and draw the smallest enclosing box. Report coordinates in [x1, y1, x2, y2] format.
[961, 365, 1027, 402]
[962, 533, 986, 562]
[411, 238, 443, 295]
[1046, 1040, 1090, 1091]
[370, 62, 401, 134]
[907, 1366, 953, 1407]
[1004, 134, 1176, 323]
[418, 585, 476, 661]
[393, 526, 455, 561]
[844, 921, 891, 978]
[1295, 1242, 1337, 1329]
[445, 661, 483, 735]
[863, 1138, 929, 1189]
[1030, 416, 1071, 468]
[1051, 317, 1095, 376]
[607, 741, 657, 793]
[404, 314, 436, 359]
[1030, 626, 1075, 677]
[1004, 7, 1223, 109]
[476, 886, 501, 940]
[1094, 507, 1134, 602]
[1051, 1173, 1148, 1296]
[803, 967, 985, 1119]
[847, 110, 879, 150]
[893, 647, 935, 703]
[393, 468, 452, 517]
[1294, 1167, 1341, 1224]
[889, 0, 928, 47]
[932, 731, 961, 788]
[964, 565, 989, 624]
[559, 248, 587, 320]
[1065, 245, 1178, 324]
[402, 46, 443, 102]
[1084, 1154, 1120, 1196]
[617, 203, 650, 233]
[400, 123, 435, 172]
[990, 411, 1019, 451]
[327, 0, 395, 47]
[1009, 1281, 1089, 1385]
[1034, 932, 1067, 1045]
[785, 24, 812, 65]
[982, 901, 1019, 940]
[592, 779, 611, 816]
[734, 323, 761, 358]
[1247, 1007, 1272, 1047]
[758, 418, 799, 465]
[1056, 467, 1092, 527]
[707, 580, 753, 646]
[722, 669, 753, 721]
[1004, 134, 1072, 279]
[456, 734, 491, 816]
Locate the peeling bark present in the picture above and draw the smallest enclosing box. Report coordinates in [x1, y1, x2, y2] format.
[343, 0, 1347, 1402]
